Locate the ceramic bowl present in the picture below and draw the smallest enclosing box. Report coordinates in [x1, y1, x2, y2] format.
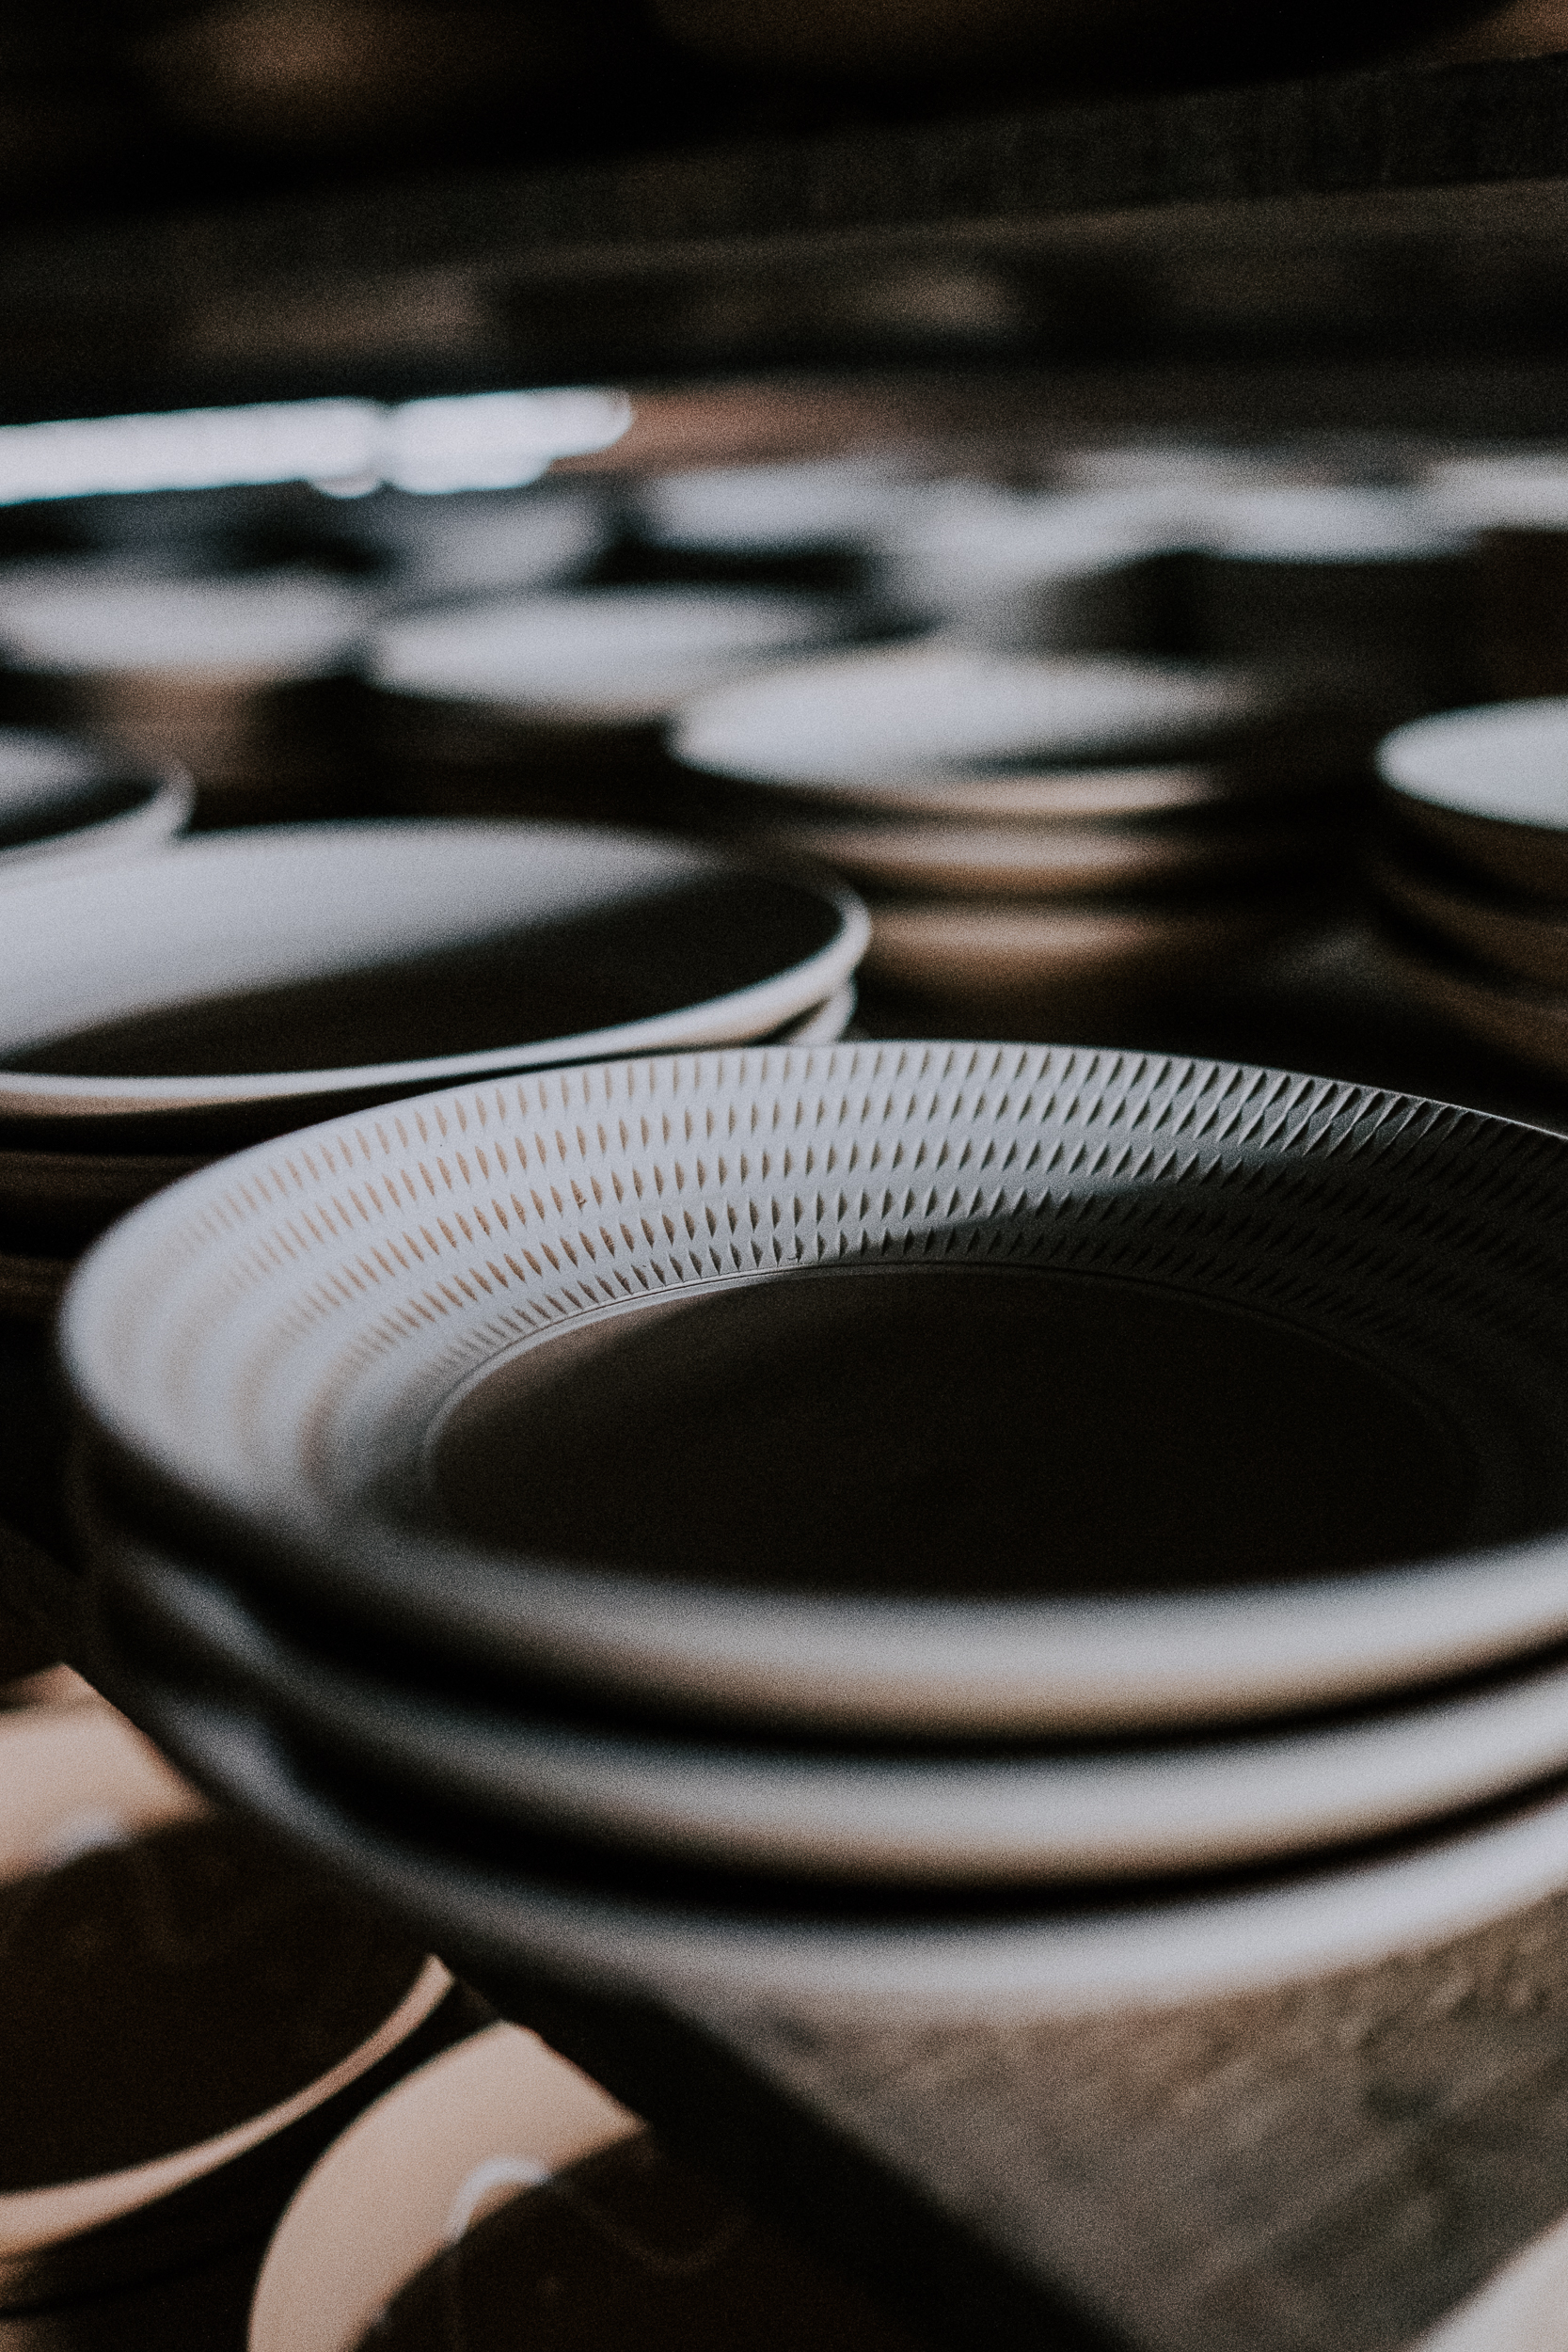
[1382, 696, 1568, 889]
[0, 570, 371, 773]
[80, 1615, 1568, 2021]
[673, 644, 1276, 798]
[79, 1490, 1568, 1889]
[0, 823, 867, 1146]
[247, 2019, 906, 2352]
[861, 890, 1316, 1008]
[248, 2025, 637, 2352]
[337, 485, 610, 606]
[741, 807, 1339, 899]
[634, 460, 914, 555]
[863, 485, 1170, 650]
[369, 587, 845, 732]
[0, 728, 190, 883]
[0, 1706, 456, 2310]
[1182, 489, 1476, 717]
[60, 1044, 1568, 1741]
[1378, 700, 1568, 898]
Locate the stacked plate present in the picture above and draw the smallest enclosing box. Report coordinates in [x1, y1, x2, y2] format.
[863, 482, 1175, 651]
[365, 586, 847, 826]
[0, 820, 863, 1661]
[331, 485, 611, 609]
[55, 1044, 1568, 2025]
[0, 567, 372, 826]
[1179, 485, 1479, 724]
[672, 643, 1352, 1015]
[1372, 699, 1568, 1079]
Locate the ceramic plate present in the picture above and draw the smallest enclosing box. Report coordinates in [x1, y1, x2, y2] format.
[1377, 930, 1568, 1082]
[80, 1616, 1568, 2020]
[80, 1495, 1568, 1887]
[673, 644, 1276, 794]
[1379, 700, 1568, 898]
[60, 1044, 1568, 1739]
[862, 891, 1314, 1004]
[0, 570, 369, 683]
[1371, 853, 1568, 992]
[249, 2025, 635, 2352]
[0, 823, 866, 1143]
[0, 731, 189, 882]
[744, 809, 1338, 899]
[369, 588, 844, 728]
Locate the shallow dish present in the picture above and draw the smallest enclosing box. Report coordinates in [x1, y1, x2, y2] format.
[0, 729, 190, 883]
[0, 822, 865, 1144]
[369, 588, 844, 729]
[60, 1044, 1568, 1740]
[1378, 699, 1568, 898]
[0, 570, 370, 774]
[746, 808, 1338, 899]
[82, 1497, 1568, 1888]
[862, 890, 1314, 1005]
[249, 2026, 636, 2352]
[673, 644, 1275, 796]
[1371, 853, 1568, 993]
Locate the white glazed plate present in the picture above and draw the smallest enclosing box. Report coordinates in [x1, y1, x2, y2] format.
[1378, 699, 1568, 898]
[60, 1043, 1568, 1739]
[0, 823, 866, 1136]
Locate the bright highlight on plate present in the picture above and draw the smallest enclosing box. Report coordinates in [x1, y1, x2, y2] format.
[0, 389, 633, 505]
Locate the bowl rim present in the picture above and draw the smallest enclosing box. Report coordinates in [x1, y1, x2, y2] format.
[57, 1040, 1568, 1740]
[0, 820, 868, 1120]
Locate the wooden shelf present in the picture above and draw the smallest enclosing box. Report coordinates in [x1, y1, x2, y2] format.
[7, 50, 1568, 432]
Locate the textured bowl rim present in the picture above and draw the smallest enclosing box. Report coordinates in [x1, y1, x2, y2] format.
[58, 1040, 1568, 1739]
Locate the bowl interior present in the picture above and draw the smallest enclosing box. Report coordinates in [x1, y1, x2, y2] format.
[430, 1263, 1485, 1599]
[0, 826, 849, 1089]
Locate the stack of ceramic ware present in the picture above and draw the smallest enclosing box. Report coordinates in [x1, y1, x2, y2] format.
[249, 2021, 916, 2352]
[1370, 698, 1568, 1078]
[672, 642, 1351, 1017]
[0, 819, 863, 1673]
[0, 567, 372, 826]
[863, 483, 1178, 651]
[0, 1696, 477, 2349]
[55, 1044, 1568, 2047]
[1422, 452, 1568, 700]
[333, 484, 612, 609]
[1177, 485, 1480, 726]
[631, 457, 918, 569]
[365, 586, 847, 825]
